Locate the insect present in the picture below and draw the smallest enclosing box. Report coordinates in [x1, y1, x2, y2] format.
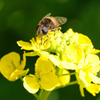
[36, 13, 67, 44]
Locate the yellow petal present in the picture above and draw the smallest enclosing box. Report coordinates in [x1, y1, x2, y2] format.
[60, 61, 78, 70]
[78, 34, 92, 44]
[9, 69, 29, 81]
[91, 49, 100, 54]
[25, 52, 39, 56]
[18, 52, 26, 69]
[0, 61, 14, 80]
[35, 57, 53, 74]
[0, 52, 20, 80]
[49, 55, 61, 67]
[80, 44, 93, 56]
[23, 75, 39, 94]
[85, 54, 99, 66]
[64, 28, 75, 37]
[58, 69, 70, 85]
[0, 52, 20, 68]
[17, 40, 33, 50]
[89, 72, 100, 84]
[41, 72, 58, 91]
[79, 70, 90, 87]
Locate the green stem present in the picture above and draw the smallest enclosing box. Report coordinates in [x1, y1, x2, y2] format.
[64, 80, 78, 86]
[38, 89, 44, 98]
[56, 81, 78, 89]
[37, 91, 51, 100]
[33, 94, 38, 99]
[61, 72, 76, 76]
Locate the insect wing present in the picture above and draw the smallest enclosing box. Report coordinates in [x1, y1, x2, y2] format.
[54, 17, 67, 25]
[44, 13, 51, 17]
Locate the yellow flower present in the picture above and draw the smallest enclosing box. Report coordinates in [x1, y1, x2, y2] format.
[16, 28, 100, 97]
[23, 57, 58, 94]
[77, 70, 100, 96]
[17, 37, 50, 51]
[17, 37, 52, 58]
[76, 54, 100, 96]
[62, 45, 84, 64]
[0, 52, 29, 81]
[78, 54, 100, 73]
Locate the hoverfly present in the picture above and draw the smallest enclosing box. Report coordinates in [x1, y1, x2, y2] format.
[36, 13, 67, 44]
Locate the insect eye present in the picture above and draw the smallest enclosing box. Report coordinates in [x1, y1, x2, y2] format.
[42, 26, 48, 34]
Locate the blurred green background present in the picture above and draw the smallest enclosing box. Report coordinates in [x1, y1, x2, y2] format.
[0, 0, 100, 100]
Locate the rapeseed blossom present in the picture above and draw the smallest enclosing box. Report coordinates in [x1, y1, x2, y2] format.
[23, 57, 58, 94]
[1, 28, 100, 100]
[17, 28, 100, 96]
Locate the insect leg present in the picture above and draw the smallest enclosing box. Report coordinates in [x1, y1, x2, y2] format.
[50, 27, 61, 32]
[46, 34, 49, 39]
[43, 34, 49, 45]
[50, 27, 62, 35]
[41, 37, 43, 45]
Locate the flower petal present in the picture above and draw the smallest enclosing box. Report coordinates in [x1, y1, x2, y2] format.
[89, 72, 100, 84]
[41, 72, 58, 91]
[85, 54, 99, 66]
[35, 57, 53, 74]
[0, 52, 20, 80]
[78, 34, 92, 44]
[60, 61, 78, 70]
[18, 52, 26, 69]
[79, 70, 90, 87]
[49, 55, 61, 67]
[23, 75, 39, 94]
[17, 40, 33, 50]
[58, 69, 70, 85]
[0, 52, 20, 68]
[9, 69, 29, 81]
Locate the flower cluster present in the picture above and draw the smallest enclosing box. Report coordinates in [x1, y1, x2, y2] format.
[0, 28, 100, 97]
